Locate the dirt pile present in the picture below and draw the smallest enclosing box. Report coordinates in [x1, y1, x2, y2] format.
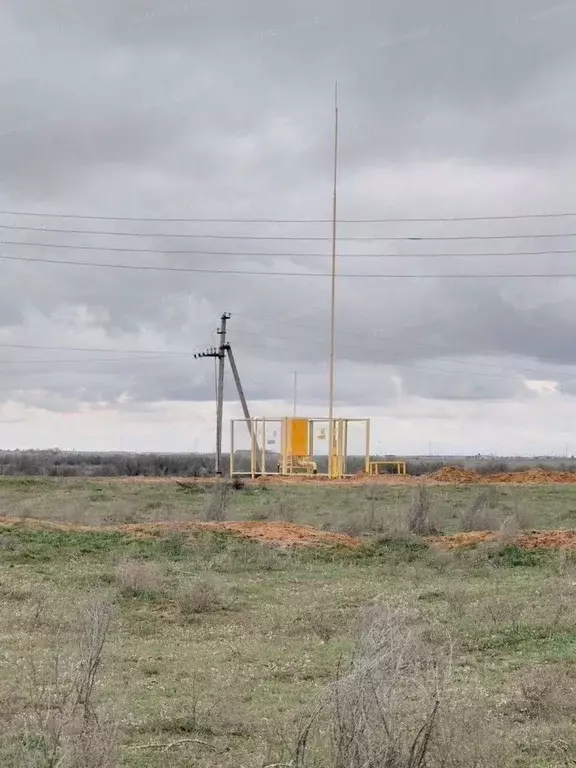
[431, 530, 576, 550]
[427, 467, 483, 483]
[0, 516, 362, 550]
[488, 468, 576, 484]
[121, 520, 362, 549]
[5, 515, 576, 551]
[426, 466, 576, 484]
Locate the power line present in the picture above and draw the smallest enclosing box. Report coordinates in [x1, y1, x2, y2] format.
[0, 337, 558, 383]
[3, 221, 576, 241]
[232, 339, 576, 384]
[236, 309, 564, 372]
[3, 207, 576, 223]
[4, 238, 576, 259]
[3, 323, 572, 381]
[0, 355, 174, 364]
[3, 335, 576, 386]
[231, 328, 576, 379]
[0, 342, 194, 356]
[4, 252, 576, 279]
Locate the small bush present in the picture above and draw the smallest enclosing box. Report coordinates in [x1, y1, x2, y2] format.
[248, 507, 271, 522]
[287, 600, 450, 767]
[273, 500, 296, 523]
[515, 665, 576, 720]
[202, 481, 230, 522]
[115, 559, 166, 599]
[407, 484, 436, 535]
[210, 538, 289, 572]
[497, 514, 519, 546]
[9, 597, 117, 768]
[176, 480, 207, 494]
[177, 578, 226, 615]
[487, 545, 548, 568]
[460, 489, 499, 531]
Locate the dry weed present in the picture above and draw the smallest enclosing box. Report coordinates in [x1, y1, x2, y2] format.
[483, 595, 526, 629]
[288, 601, 451, 768]
[443, 586, 469, 619]
[513, 664, 576, 722]
[460, 489, 499, 532]
[280, 599, 519, 768]
[114, 558, 166, 599]
[202, 481, 230, 522]
[177, 577, 226, 615]
[8, 596, 117, 768]
[497, 515, 520, 546]
[408, 485, 437, 535]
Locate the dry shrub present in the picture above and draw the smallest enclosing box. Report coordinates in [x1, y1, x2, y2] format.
[9, 596, 117, 768]
[443, 586, 469, 618]
[363, 487, 385, 532]
[460, 489, 499, 532]
[516, 506, 537, 530]
[430, 699, 512, 768]
[289, 601, 451, 768]
[249, 506, 271, 522]
[514, 664, 576, 721]
[497, 515, 520, 547]
[284, 600, 513, 768]
[114, 559, 166, 599]
[202, 481, 230, 522]
[292, 607, 345, 643]
[408, 485, 436, 535]
[210, 538, 288, 572]
[273, 500, 296, 523]
[177, 577, 226, 615]
[379, 510, 411, 540]
[483, 595, 526, 628]
[517, 666, 564, 719]
[337, 516, 365, 537]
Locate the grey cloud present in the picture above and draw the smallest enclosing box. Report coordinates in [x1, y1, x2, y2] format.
[399, 365, 527, 401]
[3, 0, 576, 421]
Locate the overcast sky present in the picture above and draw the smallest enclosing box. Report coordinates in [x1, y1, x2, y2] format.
[2, 0, 576, 455]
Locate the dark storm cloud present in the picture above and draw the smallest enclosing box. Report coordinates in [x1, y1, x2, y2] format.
[2, 0, 576, 412]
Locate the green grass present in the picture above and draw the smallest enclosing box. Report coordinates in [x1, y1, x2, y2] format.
[2, 475, 576, 532]
[2, 480, 576, 766]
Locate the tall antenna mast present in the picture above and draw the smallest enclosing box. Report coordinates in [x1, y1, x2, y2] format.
[328, 81, 339, 478]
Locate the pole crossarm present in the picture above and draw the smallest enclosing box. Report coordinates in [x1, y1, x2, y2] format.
[193, 348, 219, 359]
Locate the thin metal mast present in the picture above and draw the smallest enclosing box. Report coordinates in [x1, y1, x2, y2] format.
[327, 82, 339, 478]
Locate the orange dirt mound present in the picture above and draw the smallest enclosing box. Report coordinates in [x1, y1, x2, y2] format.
[427, 466, 576, 484]
[427, 467, 483, 483]
[487, 468, 576, 484]
[4, 515, 576, 551]
[0, 517, 361, 549]
[431, 529, 576, 550]
[119, 520, 362, 549]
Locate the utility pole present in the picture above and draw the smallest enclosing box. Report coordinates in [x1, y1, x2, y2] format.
[195, 312, 229, 475]
[293, 370, 298, 417]
[195, 312, 259, 475]
[215, 313, 229, 475]
[328, 82, 339, 478]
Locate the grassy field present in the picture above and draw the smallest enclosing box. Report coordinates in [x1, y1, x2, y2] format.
[2, 478, 576, 766]
[3, 475, 576, 531]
